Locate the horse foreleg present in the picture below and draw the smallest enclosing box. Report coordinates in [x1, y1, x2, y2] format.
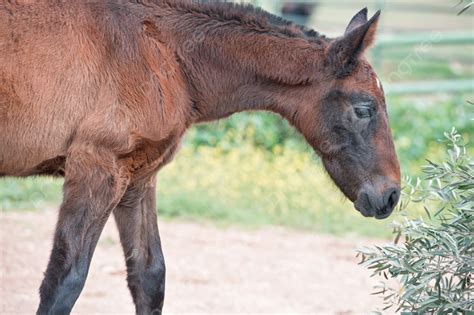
[113, 178, 166, 315]
[37, 144, 130, 315]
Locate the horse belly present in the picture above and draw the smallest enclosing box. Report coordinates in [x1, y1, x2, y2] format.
[0, 120, 70, 176]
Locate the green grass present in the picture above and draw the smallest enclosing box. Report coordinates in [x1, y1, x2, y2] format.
[0, 177, 62, 211]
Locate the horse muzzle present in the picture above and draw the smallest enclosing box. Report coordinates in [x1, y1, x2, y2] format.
[354, 181, 400, 220]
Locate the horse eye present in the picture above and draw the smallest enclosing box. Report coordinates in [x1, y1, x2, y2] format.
[354, 106, 373, 119]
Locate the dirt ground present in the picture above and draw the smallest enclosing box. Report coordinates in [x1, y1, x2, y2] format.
[0, 209, 389, 314]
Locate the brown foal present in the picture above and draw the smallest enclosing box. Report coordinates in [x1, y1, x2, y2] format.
[0, 1, 400, 314]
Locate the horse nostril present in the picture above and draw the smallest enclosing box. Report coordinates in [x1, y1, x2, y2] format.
[354, 191, 374, 217]
[384, 188, 400, 211]
[355, 186, 400, 219]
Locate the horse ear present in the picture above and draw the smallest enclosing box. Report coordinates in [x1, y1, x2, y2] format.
[345, 8, 368, 34]
[328, 10, 381, 77]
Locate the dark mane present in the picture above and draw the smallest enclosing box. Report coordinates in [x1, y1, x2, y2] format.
[137, 0, 326, 42]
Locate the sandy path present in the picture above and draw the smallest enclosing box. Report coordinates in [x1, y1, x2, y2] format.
[0, 209, 388, 314]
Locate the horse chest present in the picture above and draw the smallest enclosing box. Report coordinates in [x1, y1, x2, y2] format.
[118, 132, 182, 186]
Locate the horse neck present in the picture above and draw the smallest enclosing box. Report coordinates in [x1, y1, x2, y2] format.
[151, 2, 329, 123]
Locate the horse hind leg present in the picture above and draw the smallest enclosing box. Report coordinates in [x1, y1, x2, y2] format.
[37, 143, 130, 315]
[113, 179, 166, 315]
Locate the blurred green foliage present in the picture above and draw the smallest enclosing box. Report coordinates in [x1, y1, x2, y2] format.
[0, 177, 61, 210]
[155, 144, 398, 237]
[187, 95, 474, 174]
[389, 96, 473, 173]
[186, 112, 304, 152]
